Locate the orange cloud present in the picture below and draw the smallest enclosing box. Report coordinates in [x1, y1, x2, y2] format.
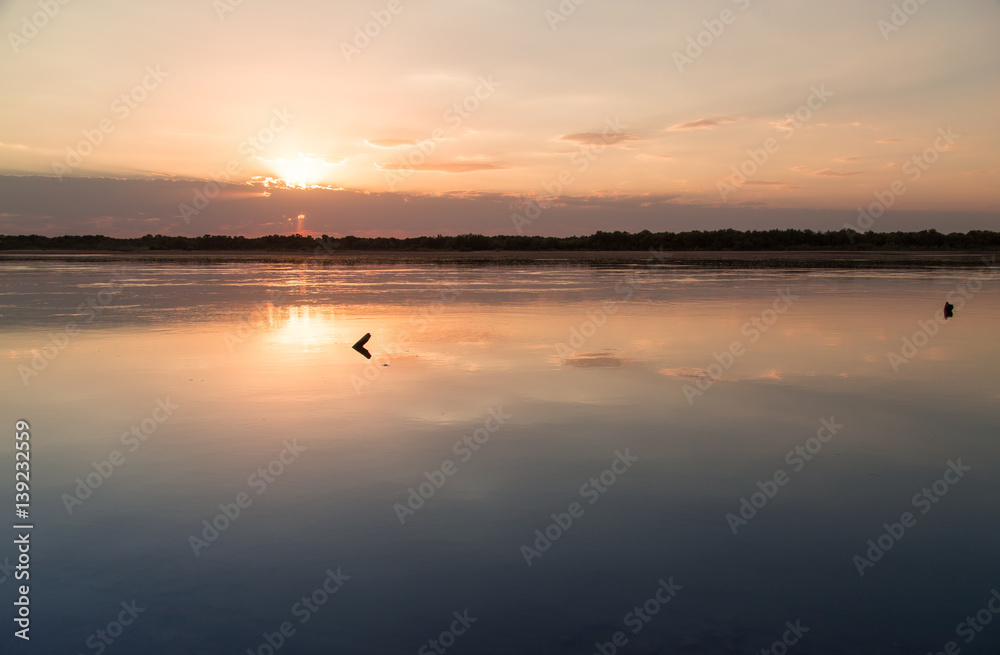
[812, 168, 862, 177]
[667, 117, 735, 131]
[366, 139, 419, 149]
[562, 352, 630, 368]
[560, 132, 638, 145]
[376, 161, 508, 173]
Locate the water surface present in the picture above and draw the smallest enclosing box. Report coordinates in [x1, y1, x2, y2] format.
[2, 259, 999, 654]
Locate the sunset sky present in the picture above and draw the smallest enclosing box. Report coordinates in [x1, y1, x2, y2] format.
[1, 0, 998, 237]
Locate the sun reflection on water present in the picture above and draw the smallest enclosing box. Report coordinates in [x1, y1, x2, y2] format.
[264, 305, 345, 352]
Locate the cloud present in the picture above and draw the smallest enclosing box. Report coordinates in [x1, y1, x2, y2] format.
[533, 192, 681, 209]
[755, 369, 783, 381]
[635, 153, 673, 162]
[667, 117, 735, 131]
[366, 139, 419, 149]
[658, 366, 781, 382]
[2, 175, 995, 240]
[790, 166, 861, 177]
[658, 367, 713, 379]
[743, 180, 793, 187]
[812, 168, 862, 177]
[376, 161, 508, 173]
[560, 132, 638, 145]
[875, 138, 904, 144]
[833, 156, 859, 162]
[562, 352, 630, 368]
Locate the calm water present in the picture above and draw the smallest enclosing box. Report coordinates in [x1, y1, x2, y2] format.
[2, 258, 1000, 654]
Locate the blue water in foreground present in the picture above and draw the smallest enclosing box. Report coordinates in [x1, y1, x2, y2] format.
[2, 259, 1000, 654]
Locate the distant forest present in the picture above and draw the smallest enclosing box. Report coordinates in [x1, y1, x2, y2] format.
[2, 229, 999, 252]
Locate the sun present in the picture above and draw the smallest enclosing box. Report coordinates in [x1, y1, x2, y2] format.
[260, 153, 344, 188]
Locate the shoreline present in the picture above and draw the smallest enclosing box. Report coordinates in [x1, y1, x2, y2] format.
[0, 249, 995, 268]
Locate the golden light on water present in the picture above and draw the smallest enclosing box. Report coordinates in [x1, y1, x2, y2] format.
[266, 305, 345, 352]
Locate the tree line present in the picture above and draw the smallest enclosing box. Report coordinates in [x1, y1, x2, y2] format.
[2, 229, 999, 252]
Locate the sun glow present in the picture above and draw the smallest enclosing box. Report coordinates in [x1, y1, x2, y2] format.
[259, 153, 344, 188]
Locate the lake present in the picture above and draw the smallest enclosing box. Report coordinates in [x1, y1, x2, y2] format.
[3, 255, 1000, 654]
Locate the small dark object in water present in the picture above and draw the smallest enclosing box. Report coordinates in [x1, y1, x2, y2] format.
[944, 302, 954, 319]
[352, 333, 372, 359]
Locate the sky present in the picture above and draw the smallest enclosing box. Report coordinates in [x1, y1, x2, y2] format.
[1, 0, 998, 238]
